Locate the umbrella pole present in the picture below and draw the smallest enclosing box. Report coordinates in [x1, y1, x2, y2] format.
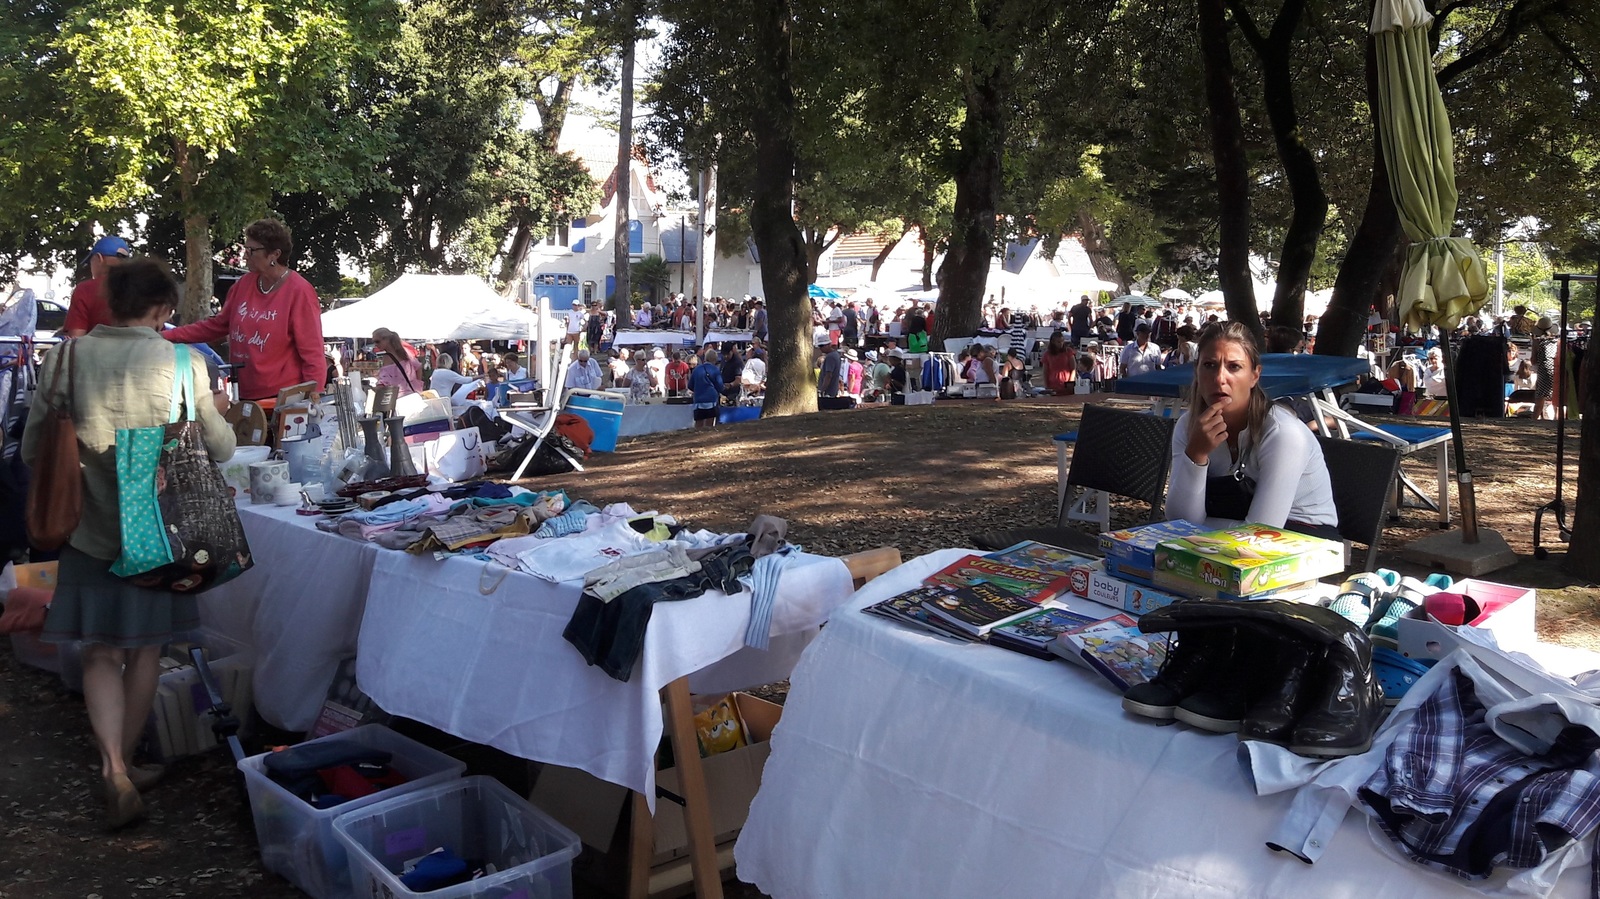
[1439, 330, 1479, 543]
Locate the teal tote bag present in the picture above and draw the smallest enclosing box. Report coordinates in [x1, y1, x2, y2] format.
[111, 345, 253, 592]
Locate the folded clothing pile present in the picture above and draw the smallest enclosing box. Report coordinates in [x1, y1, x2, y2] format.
[263, 741, 408, 810]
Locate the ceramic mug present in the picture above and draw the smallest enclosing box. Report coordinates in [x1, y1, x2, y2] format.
[248, 460, 290, 505]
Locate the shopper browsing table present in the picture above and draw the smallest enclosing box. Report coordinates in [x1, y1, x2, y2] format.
[371, 328, 423, 397]
[24, 259, 235, 828]
[1165, 321, 1337, 538]
[162, 219, 325, 401]
[64, 235, 133, 337]
[1119, 321, 1164, 379]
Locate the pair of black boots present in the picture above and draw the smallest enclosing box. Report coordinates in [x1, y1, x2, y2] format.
[1120, 599, 1384, 758]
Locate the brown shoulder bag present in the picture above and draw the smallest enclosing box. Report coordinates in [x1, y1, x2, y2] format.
[26, 341, 82, 550]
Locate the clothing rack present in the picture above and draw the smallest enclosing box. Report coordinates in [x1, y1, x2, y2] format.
[1532, 272, 1597, 559]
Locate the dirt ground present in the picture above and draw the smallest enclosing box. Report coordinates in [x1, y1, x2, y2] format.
[2, 397, 1596, 898]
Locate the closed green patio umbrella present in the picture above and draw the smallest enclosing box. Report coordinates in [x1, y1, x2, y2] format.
[1371, 0, 1491, 541]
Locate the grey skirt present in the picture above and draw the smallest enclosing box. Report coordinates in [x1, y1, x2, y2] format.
[40, 545, 200, 648]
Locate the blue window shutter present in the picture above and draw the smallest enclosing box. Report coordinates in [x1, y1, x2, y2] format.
[628, 220, 643, 254]
[605, 275, 616, 301]
[571, 219, 586, 253]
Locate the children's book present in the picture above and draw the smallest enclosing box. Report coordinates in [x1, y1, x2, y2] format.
[926, 554, 1073, 604]
[919, 581, 1037, 637]
[1068, 629, 1168, 693]
[988, 606, 1099, 659]
[1046, 614, 1138, 669]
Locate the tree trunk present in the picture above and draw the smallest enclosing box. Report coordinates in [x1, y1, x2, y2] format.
[173, 139, 212, 324]
[920, 225, 936, 291]
[1197, 0, 1258, 343]
[748, 0, 814, 418]
[182, 212, 213, 324]
[932, 1, 1007, 347]
[1075, 211, 1129, 293]
[536, 74, 577, 155]
[1565, 290, 1600, 579]
[1228, 0, 1324, 348]
[498, 220, 534, 288]
[1318, 19, 1403, 357]
[869, 233, 904, 281]
[802, 227, 832, 286]
[611, 15, 635, 329]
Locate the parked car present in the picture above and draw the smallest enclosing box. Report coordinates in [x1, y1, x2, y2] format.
[35, 297, 66, 338]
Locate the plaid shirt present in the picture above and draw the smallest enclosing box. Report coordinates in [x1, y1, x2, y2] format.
[1359, 669, 1600, 884]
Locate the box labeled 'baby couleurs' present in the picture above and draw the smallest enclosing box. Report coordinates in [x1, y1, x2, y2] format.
[1153, 524, 1343, 598]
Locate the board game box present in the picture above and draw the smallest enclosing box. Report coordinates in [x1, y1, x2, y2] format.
[1152, 523, 1344, 598]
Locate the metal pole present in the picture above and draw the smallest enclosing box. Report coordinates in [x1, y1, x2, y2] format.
[1493, 244, 1504, 318]
[1437, 328, 1479, 542]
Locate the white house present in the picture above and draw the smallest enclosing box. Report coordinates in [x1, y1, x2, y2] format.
[522, 128, 764, 307]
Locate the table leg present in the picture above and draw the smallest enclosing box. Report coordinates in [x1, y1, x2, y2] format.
[627, 790, 653, 899]
[663, 676, 724, 899]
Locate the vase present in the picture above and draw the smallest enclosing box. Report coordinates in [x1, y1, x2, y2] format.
[358, 416, 389, 480]
[387, 415, 417, 477]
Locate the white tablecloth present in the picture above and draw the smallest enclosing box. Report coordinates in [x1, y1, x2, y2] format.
[351, 546, 851, 808]
[735, 548, 1590, 899]
[199, 503, 380, 731]
[205, 496, 855, 800]
[618, 402, 694, 437]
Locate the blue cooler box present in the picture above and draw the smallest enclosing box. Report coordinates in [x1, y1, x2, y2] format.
[565, 389, 624, 452]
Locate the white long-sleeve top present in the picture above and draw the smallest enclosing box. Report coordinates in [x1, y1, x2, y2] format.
[1165, 403, 1337, 529]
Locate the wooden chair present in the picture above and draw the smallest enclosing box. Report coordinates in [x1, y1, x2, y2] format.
[1317, 435, 1402, 572]
[623, 547, 902, 899]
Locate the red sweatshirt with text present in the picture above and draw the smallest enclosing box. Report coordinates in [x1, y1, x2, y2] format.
[164, 271, 326, 400]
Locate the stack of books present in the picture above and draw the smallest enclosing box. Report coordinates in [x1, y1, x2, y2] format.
[860, 542, 1097, 644]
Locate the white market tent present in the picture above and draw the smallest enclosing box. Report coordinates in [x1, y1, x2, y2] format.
[321, 273, 545, 341]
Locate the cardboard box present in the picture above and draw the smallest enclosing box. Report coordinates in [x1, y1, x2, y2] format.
[1153, 523, 1344, 598]
[529, 692, 782, 868]
[1397, 579, 1538, 661]
[1099, 521, 1209, 584]
[12, 561, 58, 590]
[1088, 570, 1193, 616]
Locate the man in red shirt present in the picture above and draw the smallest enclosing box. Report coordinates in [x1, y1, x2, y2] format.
[163, 219, 325, 401]
[64, 236, 133, 337]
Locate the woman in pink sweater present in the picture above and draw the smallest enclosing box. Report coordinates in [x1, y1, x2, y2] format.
[163, 219, 325, 402]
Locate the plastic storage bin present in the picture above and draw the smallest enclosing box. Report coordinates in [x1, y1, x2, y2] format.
[8, 631, 64, 675]
[239, 724, 468, 899]
[333, 775, 581, 899]
[565, 389, 623, 452]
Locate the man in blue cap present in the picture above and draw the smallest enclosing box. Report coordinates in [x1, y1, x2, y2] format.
[65, 236, 132, 337]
